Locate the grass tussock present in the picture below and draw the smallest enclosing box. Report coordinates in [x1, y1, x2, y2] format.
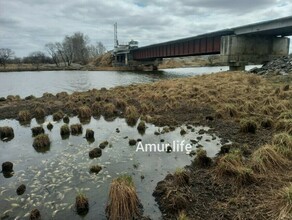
[276, 119, 292, 134]
[106, 175, 141, 220]
[18, 110, 31, 123]
[31, 126, 45, 137]
[173, 168, 190, 187]
[60, 124, 70, 137]
[273, 132, 292, 159]
[85, 129, 94, 140]
[240, 119, 258, 134]
[125, 105, 139, 126]
[193, 149, 212, 168]
[91, 101, 102, 116]
[279, 111, 292, 120]
[272, 133, 292, 150]
[34, 107, 45, 119]
[78, 105, 92, 119]
[137, 121, 146, 134]
[268, 183, 292, 220]
[0, 126, 14, 140]
[30, 208, 41, 220]
[63, 115, 70, 124]
[177, 211, 189, 220]
[103, 103, 117, 118]
[75, 193, 89, 216]
[33, 134, 50, 152]
[251, 145, 289, 174]
[47, 122, 53, 130]
[70, 124, 83, 135]
[158, 184, 191, 214]
[261, 117, 274, 128]
[89, 148, 102, 158]
[214, 150, 255, 185]
[217, 104, 239, 118]
[52, 110, 64, 121]
[89, 165, 102, 174]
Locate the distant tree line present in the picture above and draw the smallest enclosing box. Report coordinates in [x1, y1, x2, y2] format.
[0, 32, 106, 69]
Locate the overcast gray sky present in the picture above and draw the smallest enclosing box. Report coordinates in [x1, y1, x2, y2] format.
[0, 0, 291, 57]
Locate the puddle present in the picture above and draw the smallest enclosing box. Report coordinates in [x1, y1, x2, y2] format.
[0, 116, 223, 219]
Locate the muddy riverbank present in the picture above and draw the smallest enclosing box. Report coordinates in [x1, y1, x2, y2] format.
[1, 71, 292, 219]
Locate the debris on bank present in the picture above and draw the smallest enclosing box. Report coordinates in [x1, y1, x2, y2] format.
[250, 56, 292, 75]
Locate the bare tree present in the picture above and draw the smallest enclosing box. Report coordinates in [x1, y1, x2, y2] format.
[45, 43, 60, 67]
[88, 41, 107, 59]
[70, 32, 89, 64]
[24, 51, 47, 70]
[97, 42, 106, 55]
[45, 32, 100, 66]
[0, 48, 14, 69]
[55, 42, 67, 66]
[62, 36, 74, 66]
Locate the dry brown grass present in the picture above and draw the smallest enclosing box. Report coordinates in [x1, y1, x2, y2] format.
[177, 211, 189, 220]
[125, 105, 139, 126]
[273, 133, 292, 150]
[34, 107, 45, 119]
[272, 133, 292, 159]
[33, 134, 50, 152]
[173, 168, 190, 187]
[240, 118, 258, 134]
[70, 124, 83, 135]
[106, 175, 141, 220]
[52, 110, 64, 121]
[214, 150, 255, 186]
[276, 119, 292, 134]
[103, 103, 116, 118]
[251, 145, 289, 174]
[18, 110, 31, 123]
[78, 105, 92, 120]
[75, 193, 89, 215]
[193, 148, 212, 168]
[268, 183, 292, 220]
[91, 101, 102, 116]
[159, 184, 191, 214]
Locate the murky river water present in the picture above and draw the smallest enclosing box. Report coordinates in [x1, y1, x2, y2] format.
[0, 67, 239, 219]
[0, 67, 231, 98]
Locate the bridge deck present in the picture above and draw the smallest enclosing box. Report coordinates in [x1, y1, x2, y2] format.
[131, 30, 233, 60]
[131, 16, 292, 61]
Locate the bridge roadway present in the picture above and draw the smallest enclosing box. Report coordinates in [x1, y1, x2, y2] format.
[131, 16, 292, 61]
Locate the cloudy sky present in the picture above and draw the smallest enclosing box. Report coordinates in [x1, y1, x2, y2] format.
[0, 0, 292, 57]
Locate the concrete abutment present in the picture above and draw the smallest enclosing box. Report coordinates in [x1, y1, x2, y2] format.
[220, 35, 290, 71]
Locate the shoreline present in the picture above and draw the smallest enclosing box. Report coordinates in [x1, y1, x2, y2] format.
[0, 65, 139, 72]
[0, 71, 292, 219]
[0, 62, 223, 73]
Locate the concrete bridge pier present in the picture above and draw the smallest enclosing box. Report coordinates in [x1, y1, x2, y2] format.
[220, 35, 290, 71]
[229, 62, 246, 71]
[128, 58, 162, 71]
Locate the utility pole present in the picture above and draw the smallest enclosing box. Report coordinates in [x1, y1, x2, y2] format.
[114, 22, 118, 49]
